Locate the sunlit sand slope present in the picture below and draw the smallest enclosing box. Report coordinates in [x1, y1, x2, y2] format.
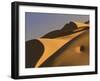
[35, 30, 88, 67]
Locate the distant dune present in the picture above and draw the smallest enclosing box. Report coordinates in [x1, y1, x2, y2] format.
[26, 21, 89, 68]
[42, 21, 89, 38]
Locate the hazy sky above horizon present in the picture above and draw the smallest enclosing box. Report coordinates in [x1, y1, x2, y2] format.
[25, 12, 89, 41]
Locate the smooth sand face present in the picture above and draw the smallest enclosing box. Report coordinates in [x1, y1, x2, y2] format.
[35, 30, 88, 67]
[51, 30, 89, 66]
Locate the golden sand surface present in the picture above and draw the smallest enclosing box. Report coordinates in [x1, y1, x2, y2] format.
[35, 30, 87, 67]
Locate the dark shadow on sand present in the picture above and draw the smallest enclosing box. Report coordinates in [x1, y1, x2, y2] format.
[25, 39, 44, 68]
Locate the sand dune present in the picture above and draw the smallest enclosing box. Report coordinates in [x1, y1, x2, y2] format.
[35, 30, 88, 67]
[42, 22, 89, 38]
[26, 21, 89, 68]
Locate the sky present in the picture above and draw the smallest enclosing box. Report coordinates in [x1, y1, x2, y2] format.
[25, 12, 89, 41]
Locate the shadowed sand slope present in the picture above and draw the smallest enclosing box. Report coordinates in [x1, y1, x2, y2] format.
[25, 39, 44, 68]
